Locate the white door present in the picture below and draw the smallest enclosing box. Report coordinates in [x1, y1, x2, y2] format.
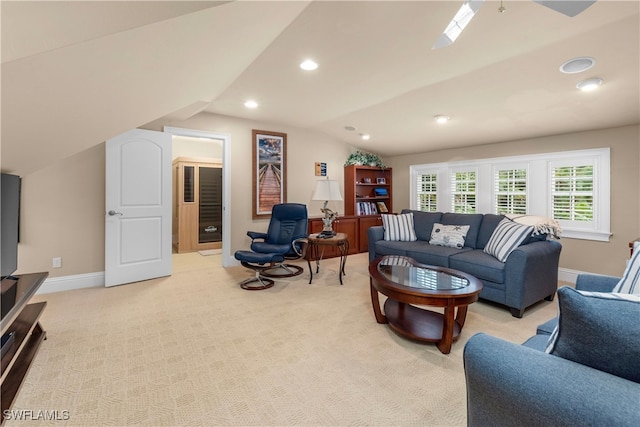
[105, 129, 172, 287]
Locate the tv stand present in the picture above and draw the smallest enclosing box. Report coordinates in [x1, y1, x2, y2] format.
[0, 272, 48, 425]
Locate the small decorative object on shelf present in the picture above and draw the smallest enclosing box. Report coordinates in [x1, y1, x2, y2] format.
[344, 150, 385, 168]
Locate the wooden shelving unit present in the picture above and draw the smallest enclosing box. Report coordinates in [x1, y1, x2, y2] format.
[344, 165, 392, 217]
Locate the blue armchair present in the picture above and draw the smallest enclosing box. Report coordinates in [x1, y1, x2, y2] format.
[234, 203, 309, 290]
[463, 273, 640, 426]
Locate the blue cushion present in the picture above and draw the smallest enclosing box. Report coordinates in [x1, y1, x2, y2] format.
[449, 250, 505, 284]
[476, 214, 505, 249]
[546, 287, 640, 383]
[234, 250, 284, 264]
[406, 246, 470, 268]
[536, 317, 557, 335]
[441, 213, 483, 248]
[401, 209, 442, 241]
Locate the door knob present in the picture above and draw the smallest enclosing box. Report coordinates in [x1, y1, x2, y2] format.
[108, 210, 123, 216]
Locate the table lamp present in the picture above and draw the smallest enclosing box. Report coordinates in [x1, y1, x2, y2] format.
[311, 179, 343, 237]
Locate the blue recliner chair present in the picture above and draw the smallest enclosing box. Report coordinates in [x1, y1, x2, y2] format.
[234, 203, 309, 290]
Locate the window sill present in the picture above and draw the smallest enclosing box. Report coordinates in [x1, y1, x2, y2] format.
[561, 229, 612, 242]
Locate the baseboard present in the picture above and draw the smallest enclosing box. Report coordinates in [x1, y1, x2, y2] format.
[558, 268, 584, 285]
[36, 272, 104, 295]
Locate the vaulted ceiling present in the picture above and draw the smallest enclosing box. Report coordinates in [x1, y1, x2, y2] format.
[2, 1, 639, 176]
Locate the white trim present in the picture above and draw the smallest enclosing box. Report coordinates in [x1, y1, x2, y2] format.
[558, 268, 582, 285]
[163, 126, 234, 267]
[561, 230, 612, 242]
[36, 272, 104, 295]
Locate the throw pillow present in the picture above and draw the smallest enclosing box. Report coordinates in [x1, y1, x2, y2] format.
[544, 287, 640, 383]
[483, 218, 534, 262]
[612, 248, 640, 295]
[429, 223, 469, 249]
[382, 213, 417, 242]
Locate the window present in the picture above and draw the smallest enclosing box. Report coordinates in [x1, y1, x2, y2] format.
[409, 148, 610, 241]
[416, 173, 437, 212]
[494, 167, 527, 214]
[551, 164, 593, 221]
[451, 170, 476, 213]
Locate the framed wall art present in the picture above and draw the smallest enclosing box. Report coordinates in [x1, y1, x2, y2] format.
[252, 129, 287, 219]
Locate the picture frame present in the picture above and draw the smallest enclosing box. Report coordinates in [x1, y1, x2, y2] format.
[377, 201, 389, 213]
[252, 130, 287, 219]
[376, 177, 386, 184]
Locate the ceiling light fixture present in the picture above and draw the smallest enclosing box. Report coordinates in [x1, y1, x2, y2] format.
[244, 100, 258, 109]
[560, 56, 596, 74]
[361, 134, 370, 141]
[300, 59, 318, 71]
[344, 126, 357, 132]
[434, 115, 450, 124]
[576, 77, 603, 92]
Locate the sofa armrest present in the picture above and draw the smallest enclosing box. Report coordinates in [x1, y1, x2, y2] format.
[464, 333, 640, 427]
[576, 273, 620, 292]
[503, 240, 562, 316]
[367, 226, 385, 261]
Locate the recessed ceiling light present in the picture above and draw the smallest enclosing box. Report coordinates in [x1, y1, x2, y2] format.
[560, 57, 595, 74]
[300, 59, 318, 71]
[576, 77, 603, 92]
[434, 115, 450, 124]
[361, 134, 370, 140]
[244, 100, 258, 109]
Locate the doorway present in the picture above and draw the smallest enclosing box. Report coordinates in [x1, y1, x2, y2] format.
[164, 127, 232, 267]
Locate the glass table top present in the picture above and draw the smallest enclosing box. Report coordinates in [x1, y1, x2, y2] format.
[377, 256, 470, 291]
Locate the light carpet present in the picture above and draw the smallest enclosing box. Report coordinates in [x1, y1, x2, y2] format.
[198, 249, 222, 256]
[9, 252, 560, 426]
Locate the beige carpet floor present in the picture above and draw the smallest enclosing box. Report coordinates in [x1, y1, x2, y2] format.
[8, 252, 560, 426]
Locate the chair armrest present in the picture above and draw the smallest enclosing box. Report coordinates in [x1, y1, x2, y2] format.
[464, 333, 640, 427]
[291, 237, 309, 258]
[247, 231, 268, 241]
[576, 273, 620, 292]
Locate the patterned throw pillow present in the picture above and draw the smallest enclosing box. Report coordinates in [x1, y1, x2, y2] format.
[612, 249, 640, 295]
[483, 218, 534, 262]
[382, 213, 417, 242]
[429, 223, 470, 249]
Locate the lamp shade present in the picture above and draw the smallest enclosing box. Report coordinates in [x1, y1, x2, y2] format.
[312, 180, 343, 201]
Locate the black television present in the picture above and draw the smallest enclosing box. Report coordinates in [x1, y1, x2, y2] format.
[1, 173, 21, 279]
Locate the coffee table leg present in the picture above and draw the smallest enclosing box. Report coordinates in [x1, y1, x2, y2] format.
[455, 304, 469, 328]
[437, 302, 455, 354]
[369, 279, 387, 324]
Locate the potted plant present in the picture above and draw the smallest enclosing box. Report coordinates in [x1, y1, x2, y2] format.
[344, 150, 385, 168]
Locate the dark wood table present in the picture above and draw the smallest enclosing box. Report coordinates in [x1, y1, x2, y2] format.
[369, 256, 482, 354]
[1, 272, 48, 425]
[307, 232, 349, 285]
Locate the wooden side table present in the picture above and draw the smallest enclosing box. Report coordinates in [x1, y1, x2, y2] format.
[307, 233, 349, 285]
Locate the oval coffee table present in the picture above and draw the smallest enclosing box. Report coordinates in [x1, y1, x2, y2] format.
[369, 255, 483, 354]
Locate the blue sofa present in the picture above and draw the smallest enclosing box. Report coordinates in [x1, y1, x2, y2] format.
[368, 210, 562, 317]
[464, 274, 640, 426]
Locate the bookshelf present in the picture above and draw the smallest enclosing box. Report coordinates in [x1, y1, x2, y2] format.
[344, 165, 392, 216]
